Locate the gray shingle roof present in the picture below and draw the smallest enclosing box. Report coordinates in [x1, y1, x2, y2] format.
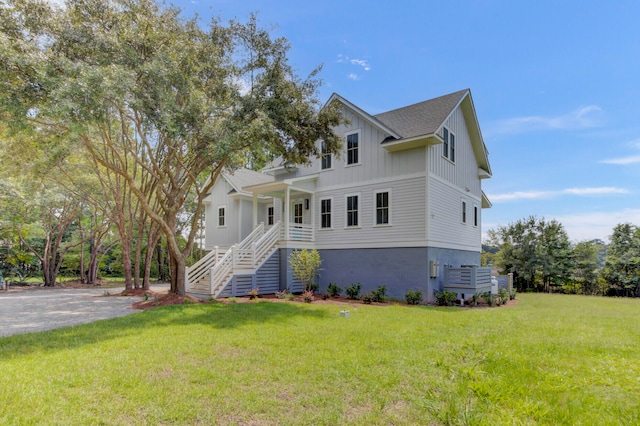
[224, 168, 274, 194]
[374, 89, 469, 139]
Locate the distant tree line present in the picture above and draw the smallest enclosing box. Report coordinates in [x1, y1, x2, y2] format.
[485, 217, 639, 297]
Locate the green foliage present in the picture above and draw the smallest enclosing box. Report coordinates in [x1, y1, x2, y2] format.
[288, 249, 322, 292]
[345, 282, 361, 300]
[326, 282, 342, 297]
[498, 288, 509, 305]
[248, 287, 260, 300]
[487, 216, 573, 292]
[601, 223, 640, 297]
[362, 292, 373, 304]
[483, 291, 493, 307]
[371, 285, 387, 303]
[405, 289, 423, 305]
[434, 290, 457, 306]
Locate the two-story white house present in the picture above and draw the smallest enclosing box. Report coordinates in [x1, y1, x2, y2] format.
[187, 89, 492, 301]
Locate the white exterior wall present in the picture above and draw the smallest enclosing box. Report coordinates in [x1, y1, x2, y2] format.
[426, 106, 483, 252]
[204, 179, 239, 250]
[314, 176, 427, 249]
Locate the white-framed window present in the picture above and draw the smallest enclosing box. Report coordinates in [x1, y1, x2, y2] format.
[345, 194, 359, 227]
[217, 206, 226, 227]
[320, 198, 332, 229]
[293, 202, 303, 224]
[443, 127, 455, 162]
[267, 206, 274, 226]
[461, 200, 467, 224]
[321, 140, 332, 170]
[346, 130, 360, 166]
[374, 189, 391, 226]
[474, 205, 478, 227]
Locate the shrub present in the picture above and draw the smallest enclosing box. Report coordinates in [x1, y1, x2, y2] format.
[498, 288, 509, 305]
[470, 292, 481, 306]
[288, 249, 322, 292]
[405, 289, 423, 305]
[302, 290, 315, 303]
[371, 285, 387, 303]
[483, 291, 493, 307]
[434, 290, 457, 306]
[327, 282, 342, 297]
[345, 283, 362, 300]
[275, 289, 288, 299]
[248, 287, 260, 300]
[362, 292, 374, 304]
[285, 293, 295, 301]
[510, 288, 517, 300]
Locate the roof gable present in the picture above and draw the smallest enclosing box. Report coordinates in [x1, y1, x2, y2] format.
[222, 168, 274, 196]
[374, 89, 468, 139]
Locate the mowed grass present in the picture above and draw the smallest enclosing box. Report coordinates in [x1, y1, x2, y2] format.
[1, 294, 639, 425]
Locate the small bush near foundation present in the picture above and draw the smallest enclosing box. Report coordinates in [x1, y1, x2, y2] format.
[371, 285, 387, 303]
[483, 291, 493, 307]
[362, 292, 374, 304]
[248, 287, 260, 300]
[498, 288, 509, 305]
[275, 289, 288, 299]
[285, 293, 295, 301]
[434, 290, 457, 306]
[405, 289, 423, 305]
[345, 283, 362, 300]
[302, 290, 315, 303]
[327, 282, 342, 297]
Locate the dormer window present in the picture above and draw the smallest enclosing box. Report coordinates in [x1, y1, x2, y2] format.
[443, 127, 455, 162]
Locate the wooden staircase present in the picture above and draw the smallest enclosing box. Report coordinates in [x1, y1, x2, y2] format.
[186, 222, 281, 298]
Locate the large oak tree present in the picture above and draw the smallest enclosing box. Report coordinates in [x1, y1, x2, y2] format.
[1, 0, 343, 294]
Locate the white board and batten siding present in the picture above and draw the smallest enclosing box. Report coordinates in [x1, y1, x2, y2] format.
[429, 106, 481, 197]
[286, 106, 427, 187]
[204, 178, 240, 251]
[426, 105, 483, 252]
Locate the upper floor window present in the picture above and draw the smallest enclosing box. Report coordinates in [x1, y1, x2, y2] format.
[320, 198, 332, 229]
[218, 206, 226, 227]
[346, 132, 359, 165]
[375, 190, 390, 225]
[443, 127, 455, 162]
[346, 194, 359, 227]
[321, 141, 332, 170]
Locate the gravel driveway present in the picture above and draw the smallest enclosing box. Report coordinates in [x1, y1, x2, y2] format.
[0, 285, 168, 337]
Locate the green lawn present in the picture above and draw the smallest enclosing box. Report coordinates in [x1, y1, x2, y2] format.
[1, 294, 639, 425]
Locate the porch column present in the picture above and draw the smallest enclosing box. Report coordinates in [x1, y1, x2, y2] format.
[284, 186, 290, 240]
[252, 193, 258, 229]
[310, 193, 315, 241]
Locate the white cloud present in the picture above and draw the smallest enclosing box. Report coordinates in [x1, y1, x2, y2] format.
[488, 105, 603, 136]
[554, 209, 640, 242]
[489, 187, 628, 202]
[347, 73, 360, 81]
[337, 55, 372, 76]
[600, 138, 640, 164]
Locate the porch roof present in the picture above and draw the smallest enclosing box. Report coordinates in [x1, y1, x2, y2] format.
[243, 174, 319, 198]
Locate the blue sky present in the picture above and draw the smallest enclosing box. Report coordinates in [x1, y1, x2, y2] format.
[178, 0, 640, 243]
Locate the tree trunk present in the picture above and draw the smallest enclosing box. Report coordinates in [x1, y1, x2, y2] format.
[121, 240, 134, 291]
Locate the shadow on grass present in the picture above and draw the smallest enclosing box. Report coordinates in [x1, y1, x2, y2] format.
[0, 301, 328, 358]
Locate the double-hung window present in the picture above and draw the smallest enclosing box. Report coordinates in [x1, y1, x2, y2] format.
[346, 132, 359, 165]
[321, 141, 332, 170]
[346, 194, 359, 227]
[375, 190, 390, 225]
[320, 198, 332, 229]
[218, 206, 226, 227]
[443, 127, 455, 162]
